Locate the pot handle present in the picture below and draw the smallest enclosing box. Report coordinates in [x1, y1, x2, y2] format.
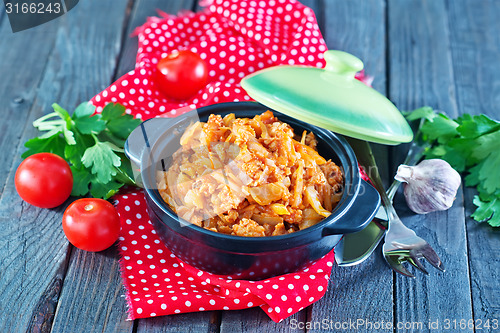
[322, 179, 380, 236]
[124, 117, 174, 167]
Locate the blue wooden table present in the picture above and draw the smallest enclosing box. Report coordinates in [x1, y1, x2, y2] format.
[0, 1, 499, 332]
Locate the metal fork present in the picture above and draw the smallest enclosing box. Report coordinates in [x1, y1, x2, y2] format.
[381, 188, 445, 277]
[348, 137, 445, 277]
[381, 143, 445, 277]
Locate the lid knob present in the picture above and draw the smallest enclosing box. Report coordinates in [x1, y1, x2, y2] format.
[240, 49, 414, 145]
[324, 50, 364, 79]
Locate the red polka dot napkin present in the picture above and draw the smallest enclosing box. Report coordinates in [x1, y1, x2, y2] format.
[91, 0, 372, 323]
[114, 187, 334, 322]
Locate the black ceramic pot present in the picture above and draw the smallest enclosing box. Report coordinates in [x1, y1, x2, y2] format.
[125, 102, 380, 280]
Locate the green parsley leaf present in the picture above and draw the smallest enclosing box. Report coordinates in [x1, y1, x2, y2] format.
[97, 130, 126, 149]
[107, 116, 142, 140]
[425, 144, 467, 172]
[73, 113, 106, 135]
[464, 164, 480, 187]
[475, 152, 500, 194]
[471, 130, 500, 160]
[407, 107, 500, 227]
[102, 103, 142, 140]
[22, 134, 66, 159]
[22, 101, 141, 200]
[82, 141, 122, 184]
[115, 153, 137, 185]
[101, 102, 126, 121]
[72, 102, 106, 135]
[32, 106, 75, 145]
[448, 137, 478, 166]
[90, 178, 123, 199]
[74, 102, 96, 118]
[50, 104, 76, 145]
[64, 132, 93, 168]
[420, 113, 459, 144]
[456, 114, 500, 138]
[471, 195, 500, 227]
[70, 166, 92, 196]
[52, 103, 71, 121]
[62, 128, 76, 145]
[403, 106, 437, 122]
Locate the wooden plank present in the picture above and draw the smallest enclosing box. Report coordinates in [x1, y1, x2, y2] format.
[446, 0, 500, 330]
[0, 197, 71, 333]
[138, 311, 220, 333]
[220, 308, 305, 333]
[115, 0, 220, 331]
[463, 191, 500, 331]
[320, 0, 390, 187]
[51, 248, 132, 333]
[388, 0, 474, 330]
[29, 1, 134, 332]
[0, 15, 67, 333]
[308, 1, 393, 331]
[0, 18, 60, 194]
[0, 5, 5, 24]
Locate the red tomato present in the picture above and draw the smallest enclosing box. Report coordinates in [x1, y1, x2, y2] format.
[62, 198, 120, 252]
[15, 153, 73, 208]
[154, 50, 208, 100]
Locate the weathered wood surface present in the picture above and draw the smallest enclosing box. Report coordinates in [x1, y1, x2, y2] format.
[447, 0, 500, 331]
[131, 1, 221, 332]
[388, 1, 474, 332]
[40, 0, 134, 331]
[0, 0, 498, 332]
[310, 1, 394, 332]
[0, 1, 132, 332]
[0, 10, 69, 333]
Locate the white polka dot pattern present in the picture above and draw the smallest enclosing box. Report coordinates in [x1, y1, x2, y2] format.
[89, 0, 338, 120]
[90, 0, 370, 324]
[114, 186, 334, 323]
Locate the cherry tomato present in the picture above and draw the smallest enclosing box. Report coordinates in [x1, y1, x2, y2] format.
[15, 152, 73, 208]
[62, 198, 120, 252]
[154, 50, 208, 100]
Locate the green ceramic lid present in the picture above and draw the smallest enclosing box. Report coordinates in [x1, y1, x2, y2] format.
[241, 50, 413, 145]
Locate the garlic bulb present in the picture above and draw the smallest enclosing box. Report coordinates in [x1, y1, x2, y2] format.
[395, 159, 461, 214]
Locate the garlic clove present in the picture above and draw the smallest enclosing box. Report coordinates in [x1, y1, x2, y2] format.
[395, 159, 461, 214]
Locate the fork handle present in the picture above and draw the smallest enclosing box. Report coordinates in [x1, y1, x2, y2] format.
[345, 138, 421, 222]
[346, 138, 387, 199]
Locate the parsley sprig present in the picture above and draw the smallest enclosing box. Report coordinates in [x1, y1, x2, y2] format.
[406, 107, 500, 227]
[23, 102, 141, 199]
